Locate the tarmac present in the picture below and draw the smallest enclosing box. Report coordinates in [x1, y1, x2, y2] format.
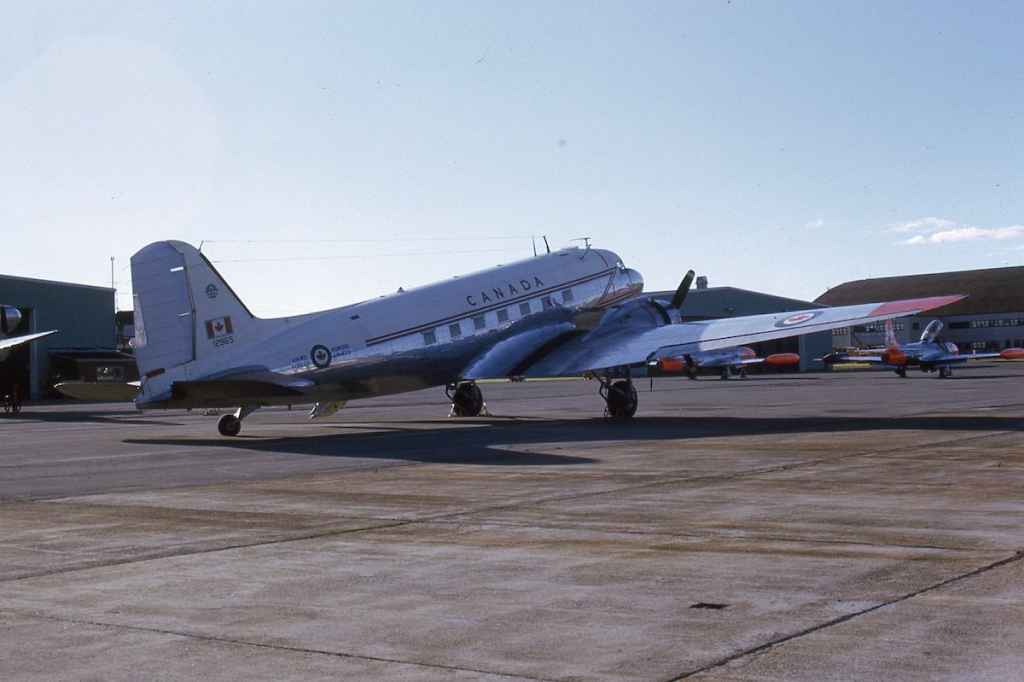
[1, 364, 1022, 681]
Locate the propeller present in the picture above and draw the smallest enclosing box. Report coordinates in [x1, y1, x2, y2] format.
[670, 270, 696, 311]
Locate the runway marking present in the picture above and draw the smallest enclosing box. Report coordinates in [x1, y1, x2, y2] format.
[666, 549, 1024, 680]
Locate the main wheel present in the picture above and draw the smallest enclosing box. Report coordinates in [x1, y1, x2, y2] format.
[938, 366, 952, 379]
[451, 383, 484, 417]
[218, 414, 242, 437]
[895, 367, 907, 378]
[719, 368, 729, 380]
[606, 380, 638, 419]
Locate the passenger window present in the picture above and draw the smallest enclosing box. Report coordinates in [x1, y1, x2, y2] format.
[561, 288, 574, 304]
[423, 330, 437, 345]
[542, 296, 554, 310]
[519, 301, 531, 316]
[473, 315, 486, 331]
[448, 322, 462, 339]
[497, 308, 509, 323]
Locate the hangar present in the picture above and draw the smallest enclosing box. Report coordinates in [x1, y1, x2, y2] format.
[0, 274, 119, 400]
[817, 265, 1024, 353]
[645, 281, 832, 371]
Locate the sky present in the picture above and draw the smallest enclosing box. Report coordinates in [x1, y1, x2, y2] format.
[2, 1, 1022, 316]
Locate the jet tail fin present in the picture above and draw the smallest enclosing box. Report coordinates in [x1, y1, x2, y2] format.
[884, 318, 898, 349]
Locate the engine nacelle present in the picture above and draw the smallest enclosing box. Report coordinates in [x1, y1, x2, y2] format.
[1, 306, 23, 335]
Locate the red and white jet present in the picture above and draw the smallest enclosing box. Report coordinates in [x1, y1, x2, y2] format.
[823, 319, 1024, 378]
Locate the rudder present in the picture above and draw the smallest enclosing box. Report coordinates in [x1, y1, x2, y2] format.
[131, 241, 258, 378]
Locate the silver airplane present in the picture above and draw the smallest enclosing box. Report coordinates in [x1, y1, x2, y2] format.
[0, 305, 58, 359]
[122, 240, 962, 436]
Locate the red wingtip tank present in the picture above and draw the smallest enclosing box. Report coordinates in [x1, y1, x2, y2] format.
[764, 353, 800, 367]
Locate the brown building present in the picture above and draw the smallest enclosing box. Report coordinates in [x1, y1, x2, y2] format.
[817, 266, 1024, 352]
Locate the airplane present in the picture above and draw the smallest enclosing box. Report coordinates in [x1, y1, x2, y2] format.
[0, 305, 58, 359]
[1, 304, 58, 413]
[122, 240, 963, 436]
[652, 346, 801, 380]
[821, 318, 1024, 378]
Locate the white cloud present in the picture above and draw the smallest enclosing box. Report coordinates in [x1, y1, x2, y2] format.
[888, 217, 957, 233]
[898, 225, 1024, 246]
[804, 218, 825, 229]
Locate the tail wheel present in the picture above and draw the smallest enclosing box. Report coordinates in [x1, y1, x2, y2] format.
[218, 414, 242, 437]
[451, 382, 484, 417]
[606, 380, 638, 419]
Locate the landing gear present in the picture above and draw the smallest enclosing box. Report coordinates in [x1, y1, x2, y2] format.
[217, 404, 258, 436]
[447, 382, 485, 417]
[217, 414, 241, 437]
[738, 367, 748, 380]
[1, 393, 21, 414]
[720, 367, 730, 381]
[895, 367, 908, 378]
[599, 377, 638, 419]
[938, 366, 953, 379]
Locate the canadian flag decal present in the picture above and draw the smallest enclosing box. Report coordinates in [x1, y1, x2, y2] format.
[205, 316, 234, 339]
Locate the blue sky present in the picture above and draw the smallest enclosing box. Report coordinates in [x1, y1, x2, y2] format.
[2, 1, 1021, 315]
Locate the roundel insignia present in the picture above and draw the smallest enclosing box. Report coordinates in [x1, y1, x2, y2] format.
[205, 283, 219, 299]
[774, 311, 823, 328]
[310, 344, 332, 369]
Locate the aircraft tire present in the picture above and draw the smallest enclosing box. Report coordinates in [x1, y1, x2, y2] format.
[218, 414, 242, 437]
[452, 383, 484, 417]
[606, 380, 638, 419]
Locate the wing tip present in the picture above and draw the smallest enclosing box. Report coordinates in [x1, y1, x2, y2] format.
[870, 294, 965, 317]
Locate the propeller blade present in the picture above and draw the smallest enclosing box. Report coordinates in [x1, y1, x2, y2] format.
[670, 270, 696, 310]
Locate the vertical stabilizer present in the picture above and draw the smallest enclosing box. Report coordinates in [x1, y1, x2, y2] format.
[130, 240, 259, 378]
[884, 318, 899, 349]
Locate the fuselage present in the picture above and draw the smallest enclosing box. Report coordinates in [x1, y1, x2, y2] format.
[136, 247, 643, 408]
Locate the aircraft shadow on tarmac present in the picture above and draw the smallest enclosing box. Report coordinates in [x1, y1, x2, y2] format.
[121, 414, 1023, 466]
[2, 408, 185, 427]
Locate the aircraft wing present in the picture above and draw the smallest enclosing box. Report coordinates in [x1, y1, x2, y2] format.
[932, 350, 1023, 363]
[821, 353, 885, 364]
[522, 295, 964, 377]
[0, 330, 58, 351]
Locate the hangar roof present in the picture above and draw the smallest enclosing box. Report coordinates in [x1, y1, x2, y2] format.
[815, 266, 1024, 316]
[645, 286, 823, 320]
[0, 273, 113, 293]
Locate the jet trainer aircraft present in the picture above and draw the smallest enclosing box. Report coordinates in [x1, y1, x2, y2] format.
[127, 240, 963, 436]
[822, 319, 1024, 378]
[653, 346, 800, 380]
[0, 305, 58, 359]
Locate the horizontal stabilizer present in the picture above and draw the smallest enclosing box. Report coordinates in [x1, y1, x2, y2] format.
[55, 381, 141, 402]
[168, 371, 314, 406]
[0, 330, 58, 352]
